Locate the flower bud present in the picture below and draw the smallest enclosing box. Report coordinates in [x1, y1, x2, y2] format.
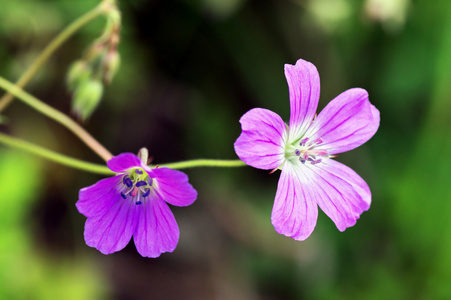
[66, 60, 91, 91]
[103, 51, 120, 84]
[72, 79, 104, 121]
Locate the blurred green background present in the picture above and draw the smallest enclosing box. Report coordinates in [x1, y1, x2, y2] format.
[1, 0, 451, 299]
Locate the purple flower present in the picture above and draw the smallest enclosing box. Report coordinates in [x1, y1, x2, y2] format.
[76, 153, 197, 257]
[234, 59, 380, 240]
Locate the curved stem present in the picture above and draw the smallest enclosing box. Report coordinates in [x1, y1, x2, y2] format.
[158, 159, 246, 169]
[0, 133, 114, 175]
[0, 1, 109, 112]
[0, 77, 113, 161]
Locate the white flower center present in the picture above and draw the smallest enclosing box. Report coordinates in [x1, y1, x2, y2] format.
[287, 137, 327, 165]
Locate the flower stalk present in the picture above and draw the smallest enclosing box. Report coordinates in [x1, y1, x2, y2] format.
[0, 76, 113, 161]
[159, 159, 246, 169]
[0, 133, 114, 175]
[0, 1, 113, 112]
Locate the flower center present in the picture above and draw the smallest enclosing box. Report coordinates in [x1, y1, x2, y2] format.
[290, 137, 327, 165]
[120, 168, 153, 205]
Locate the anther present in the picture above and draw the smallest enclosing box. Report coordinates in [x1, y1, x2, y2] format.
[142, 189, 150, 197]
[136, 200, 142, 205]
[300, 138, 309, 146]
[313, 138, 323, 145]
[136, 181, 147, 187]
[123, 176, 133, 187]
[311, 158, 322, 165]
[135, 169, 143, 174]
[120, 192, 127, 199]
[148, 177, 153, 187]
[294, 149, 301, 156]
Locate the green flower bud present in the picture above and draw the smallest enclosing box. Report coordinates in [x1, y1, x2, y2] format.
[66, 60, 91, 91]
[72, 79, 104, 121]
[103, 51, 120, 84]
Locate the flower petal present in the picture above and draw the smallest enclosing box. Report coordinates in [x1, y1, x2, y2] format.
[148, 167, 197, 207]
[271, 163, 318, 241]
[134, 196, 179, 258]
[107, 153, 141, 173]
[306, 158, 371, 231]
[84, 196, 139, 255]
[234, 108, 286, 170]
[76, 175, 123, 217]
[305, 88, 380, 155]
[285, 59, 320, 140]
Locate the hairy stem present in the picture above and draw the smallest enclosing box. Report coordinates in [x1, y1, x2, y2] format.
[158, 159, 246, 169]
[0, 133, 113, 175]
[0, 77, 113, 161]
[0, 1, 111, 112]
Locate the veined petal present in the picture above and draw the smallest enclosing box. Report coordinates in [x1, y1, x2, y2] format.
[306, 158, 371, 231]
[84, 196, 139, 255]
[134, 196, 179, 258]
[148, 167, 197, 207]
[234, 108, 286, 170]
[77, 175, 123, 217]
[107, 153, 141, 173]
[271, 163, 318, 241]
[305, 88, 380, 155]
[285, 59, 320, 140]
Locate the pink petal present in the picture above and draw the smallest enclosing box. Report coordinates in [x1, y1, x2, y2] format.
[271, 163, 318, 241]
[76, 175, 123, 217]
[285, 59, 320, 140]
[133, 196, 179, 258]
[84, 196, 139, 255]
[234, 108, 286, 170]
[306, 158, 371, 231]
[305, 88, 380, 155]
[148, 168, 197, 207]
[107, 153, 141, 173]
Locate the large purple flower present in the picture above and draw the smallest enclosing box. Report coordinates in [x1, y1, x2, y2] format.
[234, 59, 380, 240]
[76, 153, 197, 257]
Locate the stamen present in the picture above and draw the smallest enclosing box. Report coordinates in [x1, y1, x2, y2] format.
[313, 138, 323, 145]
[300, 138, 309, 146]
[136, 181, 147, 187]
[142, 189, 150, 197]
[136, 200, 142, 205]
[148, 177, 153, 186]
[294, 149, 301, 156]
[311, 158, 322, 165]
[120, 192, 127, 199]
[135, 169, 143, 174]
[123, 176, 133, 187]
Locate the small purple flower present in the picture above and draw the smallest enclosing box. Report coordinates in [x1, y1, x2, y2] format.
[234, 59, 380, 240]
[76, 153, 197, 257]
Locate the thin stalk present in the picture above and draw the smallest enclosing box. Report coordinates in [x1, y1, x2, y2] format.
[0, 133, 113, 175]
[0, 77, 113, 161]
[0, 1, 110, 112]
[158, 159, 246, 169]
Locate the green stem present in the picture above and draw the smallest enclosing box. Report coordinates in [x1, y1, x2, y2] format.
[0, 133, 114, 175]
[0, 132, 246, 173]
[0, 1, 111, 112]
[159, 159, 246, 169]
[0, 76, 113, 161]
